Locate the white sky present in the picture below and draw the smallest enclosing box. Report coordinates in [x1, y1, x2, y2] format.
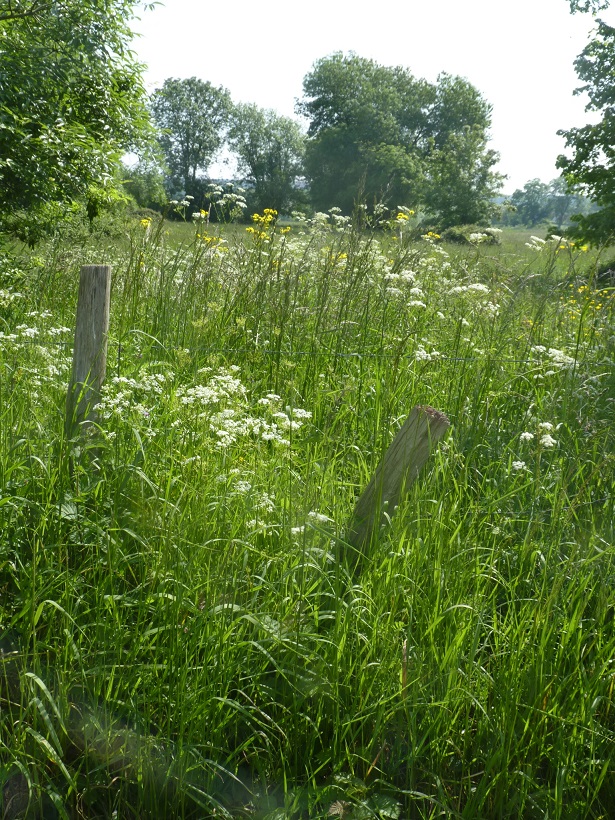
[130, 0, 615, 194]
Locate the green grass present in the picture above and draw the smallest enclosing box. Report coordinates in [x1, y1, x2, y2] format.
[1, 214, 614, 818]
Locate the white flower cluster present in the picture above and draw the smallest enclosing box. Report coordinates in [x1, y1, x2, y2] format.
[97, 365, 312, 451]
[531, 345, 576, 369]
[525, 236, 546, 251]
[415, 345, 441, 362]
[291, 510, 334, 539]
[0, 288, 24, 307]
[519, 420, 560, 450]
[449, 283, 490, 295]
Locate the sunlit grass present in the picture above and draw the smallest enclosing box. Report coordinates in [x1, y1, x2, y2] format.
[1, 217, 614, 818]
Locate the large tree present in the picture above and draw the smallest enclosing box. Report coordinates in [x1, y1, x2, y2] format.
[510, 179, 552, 226]
[0, 0, 152, 228]
[150, 77, 232, 195]
[557, 20, 615, 243]
[227, 104, 305, 214]
[296, 53, 501, 225]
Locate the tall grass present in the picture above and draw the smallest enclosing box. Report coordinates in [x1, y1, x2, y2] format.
[1, 214, 614, 818]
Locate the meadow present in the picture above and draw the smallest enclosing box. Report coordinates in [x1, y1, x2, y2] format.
[1, 210, 614, 818]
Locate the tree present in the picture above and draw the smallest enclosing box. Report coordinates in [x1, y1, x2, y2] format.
[0, 0, 152, 229]
[122, 161, 168, 211]
[557, 20, 615, 243]
[227, 104, 306, 214]
[296, 53, 501, 225]
[150, 77, 232, 196]
[547, 176, 594, 226]
[421, 73, 502, 226]
[510, 179, 552, 226]
[297, 53, 433, 214]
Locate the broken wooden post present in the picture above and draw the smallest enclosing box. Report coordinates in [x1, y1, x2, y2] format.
[65, 265, 111, 437]
[344, 405, 450, 567]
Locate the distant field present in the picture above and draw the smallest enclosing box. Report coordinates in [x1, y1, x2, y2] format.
[1, 215, 614, 818]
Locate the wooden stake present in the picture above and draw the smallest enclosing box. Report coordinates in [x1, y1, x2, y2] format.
[345, 405, 450, 561]
[65, 265, 111, 436]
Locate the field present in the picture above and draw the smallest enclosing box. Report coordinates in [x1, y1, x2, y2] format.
[1, 213, 614, 818]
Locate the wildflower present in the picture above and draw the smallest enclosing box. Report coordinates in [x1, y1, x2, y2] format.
[511, 461, 527, 472]
[540, 434, 557, 448]
[307, 511, 333, 524]
[520, 432, 534, 442]
[537, 422, 553, 432]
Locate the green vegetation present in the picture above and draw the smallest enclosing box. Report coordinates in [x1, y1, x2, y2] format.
[0, 0, 152, 239]
[558, 19, 615, 245]
[506, 178, 593, 229]
[227, 104, 306, 215]
[297, 54, 501, 224]
[1, 214, 614, 817]
[150, 77, 233, 197]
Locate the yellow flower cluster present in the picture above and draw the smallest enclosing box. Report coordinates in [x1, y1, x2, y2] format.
[246, 209, 289, 241]
[245, 226, 269, 240]
[196, 231, 224, 247]
[251, 208, 278, 227]
[563, 282, 615, 319]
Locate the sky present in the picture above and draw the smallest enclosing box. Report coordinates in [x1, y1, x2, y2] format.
[130, 0, 615, 194]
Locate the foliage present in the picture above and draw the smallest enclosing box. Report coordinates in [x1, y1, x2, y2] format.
[505, 177, 594, 228]
[0, 0, 153, 234]
[510, 179, 552, 226]
[122, 161, 168, 211]
[227, 103, 306, 214]
[150, 76, 232, 196]
[297, 52, 502, 225]
[557, 21, 615, 244]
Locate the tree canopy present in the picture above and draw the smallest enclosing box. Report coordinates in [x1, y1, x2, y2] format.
[150, 77, 232, 196]
[557, 20, 615, 243]
[296, 53, 502, 225]
[0, 0, 152, 229]
[507, 178, 593, 227]
[227, 104, 305, 214]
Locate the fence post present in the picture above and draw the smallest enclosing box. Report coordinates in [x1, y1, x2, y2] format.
[65, 265, 111, 437]
[344, 405, 450, 570]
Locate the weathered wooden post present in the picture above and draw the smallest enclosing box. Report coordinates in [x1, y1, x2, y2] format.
[65, 265, 111, 437]
[344, 405, 450, 570]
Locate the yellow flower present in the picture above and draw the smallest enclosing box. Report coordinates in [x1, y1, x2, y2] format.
[140, 218, 151, 228]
